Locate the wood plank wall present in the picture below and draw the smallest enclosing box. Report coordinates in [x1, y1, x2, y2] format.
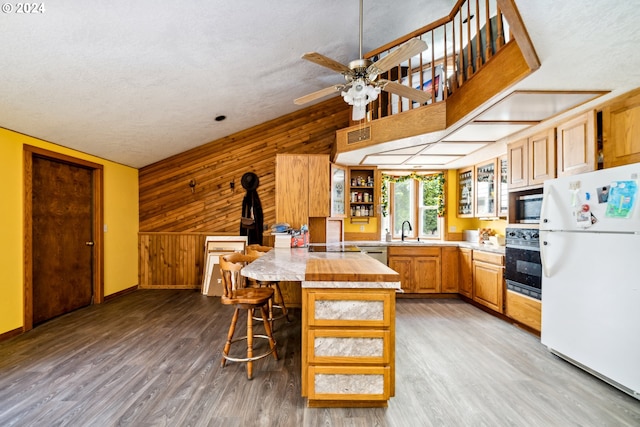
[139, 97, 349, 232]
[138, 98, 350, 288]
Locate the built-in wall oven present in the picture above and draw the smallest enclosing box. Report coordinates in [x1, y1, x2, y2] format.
[505, 228, 542, 300]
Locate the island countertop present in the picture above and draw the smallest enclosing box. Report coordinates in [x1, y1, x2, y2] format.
[242, 248, 401, 290]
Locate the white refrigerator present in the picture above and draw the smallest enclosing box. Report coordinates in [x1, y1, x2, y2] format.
[540, 162, 640, 400]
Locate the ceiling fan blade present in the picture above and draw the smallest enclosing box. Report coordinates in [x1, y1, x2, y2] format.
[294, 84, 346, 105]
[367, 38, 428, 77]
[302, 52, 353, 75]
[377, 79, 432, 104]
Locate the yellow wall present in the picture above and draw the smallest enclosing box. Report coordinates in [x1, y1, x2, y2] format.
[0, 129, 139, 335]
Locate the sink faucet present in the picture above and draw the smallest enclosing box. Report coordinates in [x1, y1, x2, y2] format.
[401, 220, 412, 241]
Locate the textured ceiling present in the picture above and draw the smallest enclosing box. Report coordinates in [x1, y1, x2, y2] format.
[1, 1, 640, 168]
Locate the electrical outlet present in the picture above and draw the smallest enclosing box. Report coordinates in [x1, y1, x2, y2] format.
[360, 225, 365, 231]
[449, 225, 456, 232]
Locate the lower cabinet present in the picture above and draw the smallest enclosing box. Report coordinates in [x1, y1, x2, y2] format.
[388, 246, 442, 293]
[505, 290, 541, 331]
[458, 247, 473, 298]
[472, 250, 505, 313]
[301, 288, 395, 407]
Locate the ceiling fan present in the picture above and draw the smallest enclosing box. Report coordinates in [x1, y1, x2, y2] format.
[294, 0, 432, 121]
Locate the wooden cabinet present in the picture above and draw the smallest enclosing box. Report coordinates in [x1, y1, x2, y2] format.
[301, 288, 395, 406]
[388, 246, 442, 293]
[441, 246, 459, 293]
[276, 154, 329, 228]
[497, 155, 508, 217]
[472, 250, 504, 313]
[508, 128, 556, 189]
[457, 167, 474, 217]
[347, 167, 378, 219]
[330, 163, 347, 218]
[474, 159, 497, 217]
[603, 90, 640, 168]
[458, 247, 473, 298]
[556, 111, 597, 177]
[505, 290, 541, 332]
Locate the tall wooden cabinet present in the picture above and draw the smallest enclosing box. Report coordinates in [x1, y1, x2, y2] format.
[275, 154, 330, 229]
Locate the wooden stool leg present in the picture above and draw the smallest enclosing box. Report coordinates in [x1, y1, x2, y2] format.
[261, 305, 278, 361]
[246, 308, 254, 380]
[273, 282, 290, 322]
[222, 307, 239, 368]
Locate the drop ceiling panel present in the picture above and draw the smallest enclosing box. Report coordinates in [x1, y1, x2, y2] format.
[422, 142, 488, 155]
[442, 123, 532, 142]
[361, 155, 412, 165]
[405, 155, 461, 165]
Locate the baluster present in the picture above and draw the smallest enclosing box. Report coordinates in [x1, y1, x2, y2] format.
[475, 0, 482, 71]
[496, 7, 505, 48]
[466, 1, 474, 79]
[458, 10, 464, 87]
[484, 0, 492, 62]
[443, 22, 450, 98]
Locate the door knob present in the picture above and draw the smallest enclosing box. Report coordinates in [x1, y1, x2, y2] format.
[85, 241, 94, 246]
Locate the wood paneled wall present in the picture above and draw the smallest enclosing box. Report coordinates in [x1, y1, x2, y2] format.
[139, 97, 350, 233]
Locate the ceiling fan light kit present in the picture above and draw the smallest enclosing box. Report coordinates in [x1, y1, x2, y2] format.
[295, 0, 429, 121]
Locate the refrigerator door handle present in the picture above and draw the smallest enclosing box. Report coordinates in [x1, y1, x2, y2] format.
[540, 237, 551, 278]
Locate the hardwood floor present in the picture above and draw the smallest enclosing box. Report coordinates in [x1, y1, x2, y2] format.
[0, 290, 638, 426]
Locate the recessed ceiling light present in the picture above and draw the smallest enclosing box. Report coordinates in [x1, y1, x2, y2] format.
[215, 115, 226, 122]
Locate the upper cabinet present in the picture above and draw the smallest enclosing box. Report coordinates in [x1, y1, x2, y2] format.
[330, 163, 346, 218]
[556, 111, 597, 177]
[508, 128, 556, 190]
[603, 91, 640, 168]
[497, 155, 508, 217]
[474, 159, 497, 218]
[457, 167, 474, 217]
[276, 154, 330, 229]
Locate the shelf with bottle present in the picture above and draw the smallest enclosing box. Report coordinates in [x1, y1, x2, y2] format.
[348, 168, 376, 218]
[457, 167, 474, 217]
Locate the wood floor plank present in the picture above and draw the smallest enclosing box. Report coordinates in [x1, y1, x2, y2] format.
[0, 291, 638, 426]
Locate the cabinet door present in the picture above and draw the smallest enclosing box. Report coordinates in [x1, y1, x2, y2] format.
[528, 129, 556, 186]
[474, 159, 497, 217]
[388, 256, 413, 292]
[557, 111, 596, 177]
[473, 260, 504, 313]
[276, 154, 309, 228]
[457, 167, 474, 217]
[330, 163, 347, 218]
[413, 255, 441, 293]
[497, 155, 508, 217]
[458, 248, 473, 298]
[309, 155, 330, 217]
[441, 246, 459, 293]
[603, 92, 640, 168]
[507, 138, 528, 189]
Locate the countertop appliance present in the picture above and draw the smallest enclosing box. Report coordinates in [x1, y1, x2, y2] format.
[540, 162, 640, 399]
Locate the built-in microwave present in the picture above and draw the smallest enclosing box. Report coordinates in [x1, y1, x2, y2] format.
[515, 193, 543, 223]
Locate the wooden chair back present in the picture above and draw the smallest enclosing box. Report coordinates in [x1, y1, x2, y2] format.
[246, 244, 272, 257]
[219, 253, 257, 298]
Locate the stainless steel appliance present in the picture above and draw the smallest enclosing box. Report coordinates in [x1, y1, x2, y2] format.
[359, 246, 388, 265]
[514, 193, 543, 223]
[505, 228, 542, 300]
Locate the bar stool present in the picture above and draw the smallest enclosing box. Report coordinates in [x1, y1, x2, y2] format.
[219, 253, 278, 380]
[246, 244, 290, 330]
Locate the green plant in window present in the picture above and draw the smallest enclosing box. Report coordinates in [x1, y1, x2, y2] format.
[381, 172, 445, 217]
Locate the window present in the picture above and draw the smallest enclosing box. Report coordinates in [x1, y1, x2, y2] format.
[382, 173, 445, 240]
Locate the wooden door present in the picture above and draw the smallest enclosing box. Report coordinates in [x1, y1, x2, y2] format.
[441, 246, 459, 293]
[603, 91, 640, 168]
[388, 256, 413, 292]
[472, 261, 503, 313]
[308, 155, 330, 217]
[275, 154, 309, 229]
[32, 156, 94, 325]
[413, 255, 441, 293]
[458, 248, 473, 298]
[507, 139, 528, 189]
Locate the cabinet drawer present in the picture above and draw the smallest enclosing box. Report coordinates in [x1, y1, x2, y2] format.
[388, 246, 441, 257]
[305, 290, 393, 328]
[307, 365, 391, 401]
[472, 250, 504, 265]
[308, 329, 391, 364]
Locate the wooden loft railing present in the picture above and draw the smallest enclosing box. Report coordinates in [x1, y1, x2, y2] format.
[365, 0, 513, 120]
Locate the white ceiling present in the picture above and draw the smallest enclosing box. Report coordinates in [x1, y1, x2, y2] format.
[1, 1, 640, 169]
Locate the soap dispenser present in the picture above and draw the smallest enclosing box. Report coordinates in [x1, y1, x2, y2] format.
[385, 228, 392, 242]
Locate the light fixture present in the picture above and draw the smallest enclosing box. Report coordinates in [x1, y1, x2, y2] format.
[341, 78, 380, 121]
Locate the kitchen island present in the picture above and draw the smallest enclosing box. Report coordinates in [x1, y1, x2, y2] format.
[242, 248, 401, 407]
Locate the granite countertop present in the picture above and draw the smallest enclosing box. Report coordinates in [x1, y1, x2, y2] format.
[242, 248, 402, 290]
[346, 240, 506, 255]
